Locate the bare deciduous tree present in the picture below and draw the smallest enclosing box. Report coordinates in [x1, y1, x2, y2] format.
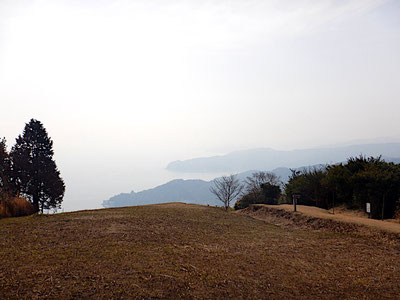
[245, 171, 281, 197]
[210, 174, 244, 210]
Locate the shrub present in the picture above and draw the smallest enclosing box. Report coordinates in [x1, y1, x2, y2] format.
[234, 194, 254, 210]
[0, 196, 34, 218]
[260, 183, 281, 205]
[234, 184, 281, 210]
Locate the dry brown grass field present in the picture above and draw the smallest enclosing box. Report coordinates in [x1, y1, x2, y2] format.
[1, 202, 400, 299]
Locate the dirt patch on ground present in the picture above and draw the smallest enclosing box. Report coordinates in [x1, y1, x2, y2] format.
[276, 204, 400, 233]
[238, 204, 400, 243]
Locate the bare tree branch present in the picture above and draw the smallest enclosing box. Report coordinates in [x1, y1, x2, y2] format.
[245, 171, 281, 196]
[210, 174, 243, 210]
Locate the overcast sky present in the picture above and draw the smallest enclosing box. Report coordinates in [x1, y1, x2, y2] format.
[1, 0, 399, 211]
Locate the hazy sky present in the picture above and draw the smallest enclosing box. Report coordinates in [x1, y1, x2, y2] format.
[1, 0, 400, 211]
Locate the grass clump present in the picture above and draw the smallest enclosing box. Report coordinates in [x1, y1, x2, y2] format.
[0, 196, 34, 218]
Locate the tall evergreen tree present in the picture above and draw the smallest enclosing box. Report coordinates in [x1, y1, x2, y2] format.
[0, 138, 13, 201]
[10, 119, 65, 213]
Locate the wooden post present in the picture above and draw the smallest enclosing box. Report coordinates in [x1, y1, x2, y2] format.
[293, 195, 297, 212]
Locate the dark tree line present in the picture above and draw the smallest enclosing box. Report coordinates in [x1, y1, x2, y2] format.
[285, 156, 400, 219]
[209, 172, 282, 211]
[0, 119, 65, 214]
[234, 172, 282, 210]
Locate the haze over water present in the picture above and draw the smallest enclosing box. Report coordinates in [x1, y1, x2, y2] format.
[1, 0, 399, 211]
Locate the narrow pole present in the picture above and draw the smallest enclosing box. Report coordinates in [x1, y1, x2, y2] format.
[293, 195, 297, 212]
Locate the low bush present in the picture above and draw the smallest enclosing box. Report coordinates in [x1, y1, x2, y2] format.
[234, 183, 281, 210]
[234, 194, 254, 210]
[0, 196, 34, 218]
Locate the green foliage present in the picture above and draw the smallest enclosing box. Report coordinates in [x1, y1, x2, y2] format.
[0, 138, 15, 202]
[234, 172, 281, 210]
[284, 156, 400, 219]
[285, 167, 329, 208]
[10, 119, 65, 213]
[234, 193, 254, 210]
[261, 183, 281, 204]
[0, 138, 8, 197]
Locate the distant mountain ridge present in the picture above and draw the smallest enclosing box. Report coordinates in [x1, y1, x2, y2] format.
[103, 143, 400, 209]
[103, 179, 216, 208]
[166, 143, 400, 173]
[102, 167, 293, 208]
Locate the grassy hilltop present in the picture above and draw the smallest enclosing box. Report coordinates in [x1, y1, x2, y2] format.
[1, 203, 400, 299]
